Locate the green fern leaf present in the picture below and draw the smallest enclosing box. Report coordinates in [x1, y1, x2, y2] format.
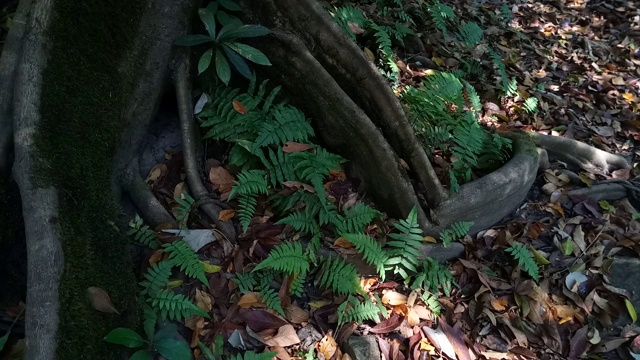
[232, 272, 257, 294]
[140, 261, 172, 295]
[523, 97, 539, 114]
[411, 258, 455, 296]
[341, 233, 387, 278]
[455, 21, 483, 47]
[276, 209, 320, 235]
[174, 192, 195, 225]
[253, 241, 309, 275]
[335, 203, 382, 234]
[229, 169, 268, 200]
[259, 287, 285, 317]
[163, 240, 208, 286]
[127, 214, 158, 249]
[421, 291, 442, 315]
[338, 295, 382, 326]
[237, 193, 258, 232]
[150, 289, 209, 321]
[384, 206, 424, 278]
[506, 242, 539, 282]
[230, 351, 279, 360]
[318, 256, 361, 296]
[439, 221, 473, 246]
[289, 271, 306, 297]
[257, 147, 299, 187]
[251, 105, 314, 150]
[290, 149, 344, 203]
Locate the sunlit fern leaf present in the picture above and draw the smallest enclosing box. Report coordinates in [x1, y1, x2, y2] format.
[127, 214, 158, 249]
[524, 97, 539, 114]
[140, 261, 172, 296]
[384, 206, 424, 278]
[504, 77, 518, 97]
[318, 256, 361, 296]
[335, 203, 382, 234]
[251, 105, 314, 151]
[330, 5, 368, 41]
[463, 81, 482, 113]
[253, 241, 309, 275]
[291, 149, 344, 204]
[411, 258, 455, 296]
[228, 169, 268, 200]
[163, 240, 208, 286]
[439, 221, 473, 247]
[421, 291, 442, 315]
[232, 272, 257, 294]
[429, 1, 455, 37]
[338, 295, 382, 326]
[455, 21, 483, 47]
[341, 233, 387, 278]
[506, 242, 539, 282]
[150, 289, 209, 321]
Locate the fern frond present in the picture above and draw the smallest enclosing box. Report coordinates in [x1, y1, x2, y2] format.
[384, 206, 424, 278]
[289, 271, 306, 297]
[140, 261, 173, 295]
[163, 240, 208, 285]
[253, 241, 309, 275]
[258, 286, 285, 317]
[150, 289, 209, 321]
[318, 256, 361, 296]
[330, 5, 368, 41]
[506, 242, 539, 282]
[237, 193, 258, 232]
[127, 214, 158, 249]
[251, 105, 314, 150]
[291, 149, 344, 203]
[439, 221, 473, 246]
[228, 142, 261, 170]
[229, 351, 278, 360]
[421, 291, 442, 316]
[341, 233, 387, 278]
[411, 258, 455, 296]
[305, 233, 322, 264]
[335, 203, 382, 234]
[232, 272, 257, 294]
[174, 192, 195, 225]
[455, 21, 483, 47]
[523, 97, 539, 114]
[257, 147, 300, 188]
[229, 169, 268, 200]
[276, 209, 320, 235]
[337, 296, 382, 326]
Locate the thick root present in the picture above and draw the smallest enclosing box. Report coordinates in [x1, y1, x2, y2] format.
[123, 164, 177, 228]
[174, 51, 237, 241]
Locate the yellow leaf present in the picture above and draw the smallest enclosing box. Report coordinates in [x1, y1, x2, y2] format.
[168, 279, 183, 288]
[364, 47, 375, 61]
[431, 56, 444, 66]
[528, 245, 550, 265]
[622, 93, 636, 102]
[626, 298, 637, 322]
[202, 261, 222, 273]
[218, 209, 235, 222]
[424, 236, 437, 243]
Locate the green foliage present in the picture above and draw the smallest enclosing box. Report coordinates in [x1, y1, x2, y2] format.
[229, 169, 269, 230]
[506, 242, 539, 282]
[228, 351, 279, 360]
[277, 209, 321, 235]
[524, 97, 539, 114]
[232, 272, 257, 294]
[163, 240, 208, 285]
[289, 271, 306, 297]
[384, 206, 424, 278]
[489, 50, 517, 96]
[439, 221, 473, 246]
[258, 287, 285, 317]
[421, 291, 442, 315]
[335, 203, 382, 234]
[128, 214, 159, 249]
[318, 256, 362, 296]
[290, 149, 344, 203]
[257, 147, 300, 187]
[330, 5, 367, 41]
[341, 233, 387, 278]
[411, 258, 455, 297]
[174, 192, 195, 226]
[150, 289, 209, 321]
[253, 241, 310, 275]
[174, 1, 271, 84]
[499, 4, 513, 24]
[139, 261, 172, 296]
[429, 0, 456, 39]
[104, 320, 191, 360]
[455, 21, 483, 47]
[337, 295, 382, 326]
[251, 105, 314, 151]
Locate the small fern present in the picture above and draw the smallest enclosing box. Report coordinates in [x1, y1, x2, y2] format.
[429, 1, 456, 39]
[228, 169, 269, 200]
[439, 221, 473, 246]
[232, 272, 257, 294]
[290, 149, 344, 204]
[384, 206, 424, 278]
[251, 105, 314, 151]
[317, 256, 361, 296]
[174, 192, 195, 226]
[289, 271, 306, 297]
[335, 203, 382, 234]
[489, 50, 517, 96]
[140, 261, 172, 295]
[253, 241, 309, 275]
[337, 295, 382, 326]
[150, 289, 209, 321]
[237, 193, 258, 231]
[259, 287, 285, 317]
[411, 258, 455, 297]
[341, 233, 387, 278]
[163, 240, 208, 286]
[506, 242, 539, 282]
[276, 209, 320, 235]
[127, 214, 158, 249]
[455, 21, 483, 47]
[421, 291, 442, 315]
[523, 97, 539, 114]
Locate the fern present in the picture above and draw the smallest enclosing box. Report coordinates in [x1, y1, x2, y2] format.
[258, 287, 285, 317]
[455, 21, 483, 47]
[140, 261, 172, 295]
[229, 169, 269, 200]
[439, 221, 473, 246]
[127, 214, 158, 249]
[232, 272, 257, 294]
[290, 149, 344, 203]
[489, 50, 517, 96]
[337, 295, 382, 326]
[174, 192, 195, 225]
[524, 97, 539, 114]
[253, 241, 309, 275]
[506, 242, 539, 282]
[335, 203, 382, 234]
[229, 351, 278, 360]
[421, 291, 442, 315]
[163, 240, 208, 285]
[384, 206, 424, 278]
[341, 233, 387, 278]
[411, 258, 455, 297]
[251, 105, 314, 151]
[429, 1, 456, 38]
[237, 193, 258, 231]
[305, 233, 322, 264]
[150, 289, 209, 321]
[317, 256, 361, 296]
[289, 271, 306, 297]
[276, 209, 320, 235]
[257, 147, 300, 188]
[499, 4, 513, 24]
[331, 5, 368, 41]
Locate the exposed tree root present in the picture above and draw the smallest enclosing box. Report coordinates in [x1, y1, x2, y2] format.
[568, 178, 640, 208]
[0, 0, 32, 175]
[534, 133, 630, 174]
[122, 164, 177, 228]
[174, 50, 237, 241]
[11, 0, 63, 358]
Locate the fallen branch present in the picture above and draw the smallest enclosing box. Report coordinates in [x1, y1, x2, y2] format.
[174, 50, 236, 241]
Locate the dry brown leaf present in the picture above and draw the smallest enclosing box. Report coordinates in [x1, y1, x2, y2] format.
[284, 304, 309, 324]
[195, 289, 213, 312]
[233, 100, 247, 114]
[87, 287, 120, 315]
[209, 166, 234, 193]
[282, 141, 314, 153]
[491, 297, 508, 312]
[382, 291, 407, 306]
[334, 237, 355, 249]
[148, 249, 164, 266]
[218, 209, 235, 221]
[263, 324, 300, 347]
[238, 292, 265, 308]
[145, 163, 167, 183]
[318, 332, 340, 360]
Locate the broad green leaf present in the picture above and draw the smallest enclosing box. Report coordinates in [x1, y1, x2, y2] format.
[563, 239, 574, 256]
[218, 0, 241, 11]
[216, 22, 242, 42]
[225, 42, 271, 66]
[198, 49, 213, 74]
[206, 2, 218, 15]
[197, 341, 216, 360]
[634, 213, 640, 220]
[222, 45, 252, 79]
[217, 24, 270, 42]
[216, 11, 241, 27]
[103, 328, 146, 348]
[626, 298, 637, 322]
[528, 245, 550, 265]
[0, 331, 8, 351]
[174, 34, 214, 46]
[154, 338, 192, 360]
[130, 349, 153, 360]
[198, 8, 217, 39]
[215, 49, 231, 85]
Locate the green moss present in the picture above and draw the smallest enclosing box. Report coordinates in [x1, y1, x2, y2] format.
[37, 0, 146, 358]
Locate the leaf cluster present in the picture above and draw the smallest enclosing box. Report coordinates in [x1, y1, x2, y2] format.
[506, 242, 540, 282]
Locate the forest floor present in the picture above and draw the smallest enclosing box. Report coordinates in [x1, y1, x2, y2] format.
[2, 0, 640, 359]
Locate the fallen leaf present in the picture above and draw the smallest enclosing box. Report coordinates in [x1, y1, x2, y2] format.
[382, 291, 407, 306]
[240, 309, 288, 332]
[263, 324, 300, 347]
[282, 141, 314, 153]
[218, 209, 235, 221]
[612, 76, 625, 86]
[369, 312, 404, 333]
[195, 289, 213, 312]
[284, 305, 309, 324]
[233, 100, 247, 114]
[238, 293, 264, 309]
[145, 163, 167, 183]
[87, 287, 120, 315]
[209, 166, 234, 193]
[318, 332, 339, 360]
